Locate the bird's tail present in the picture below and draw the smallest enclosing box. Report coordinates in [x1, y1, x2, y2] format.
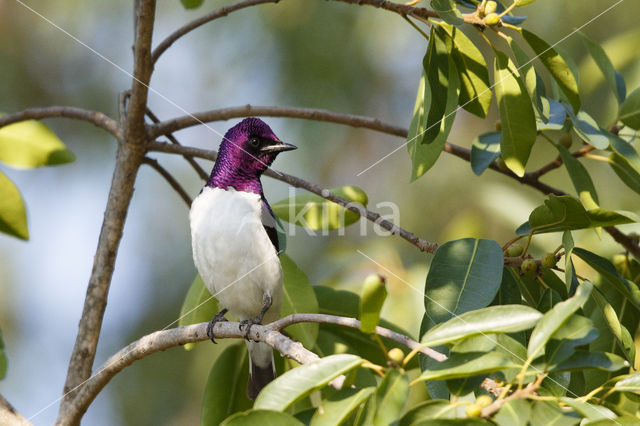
[246, 340, 276, 400]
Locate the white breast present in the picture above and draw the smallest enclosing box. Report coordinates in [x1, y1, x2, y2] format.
[189, 187, 282, 322]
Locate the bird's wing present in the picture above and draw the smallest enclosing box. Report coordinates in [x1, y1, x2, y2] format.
[261, 198, 279, 253]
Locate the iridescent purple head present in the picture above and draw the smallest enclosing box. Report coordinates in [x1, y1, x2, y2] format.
[207, 118, 296, 193]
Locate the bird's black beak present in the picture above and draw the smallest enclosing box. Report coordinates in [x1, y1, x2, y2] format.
[260, 142, 297, 154]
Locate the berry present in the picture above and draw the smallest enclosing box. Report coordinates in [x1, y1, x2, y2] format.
[541, 253, 557, 268]
[559, 132, 572, 149]
[476, 395, 493, 408]
[388, 348, 404, 364]
[506, 245, 523, 257]
[466, 404, 482, 417]
[484, 1, 498, 14]
[521, 259, 538, 277]
[484, 13, 500, 26]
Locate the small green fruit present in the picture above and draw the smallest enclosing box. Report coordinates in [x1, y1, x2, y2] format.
[466, 404, 482, 417]
[495, 120, 502, 131]
[484, 1, 498, 14]
[541, 253, 557, 268]
[559, 132, 572, 149]
[484, 13, 500, 26]
[521, 259, 538, 277]
[476, 395, 493, 408]
[506, 245, 523, 257]
[388, 348, 404, 364]
[496, 157, 509, 172]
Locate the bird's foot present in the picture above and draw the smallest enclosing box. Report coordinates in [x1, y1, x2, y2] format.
[239, 293, 273, 341]
[206, 308, 229, 344]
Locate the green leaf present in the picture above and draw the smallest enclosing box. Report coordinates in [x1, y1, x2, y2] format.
[573, 247, 640, 308]
[536, 98, 566, 131]
[180, 0, 204, 9]
[608, 134, 640, 175]
[591, 290, 635, 363]
[421, 305, 541, 347]
[560, 398, 616, 422]
[580, 32, 625, 103]
[608, 151, 640, 196]
[0, 328, 7, 380]
[515, 0, 537, 6]
[221, 410, 303, 426]
[543, 314, 599, 366]
[280, 254, 319, 349]
[178, 274, 218, 350]
[555, 144, 599, 209]
[414, 351, 517, 382]
[439, 23, 492, 118]
[620, 87, 640, 129]
[424, 238, 504, 325]
[551, 351, 629, 373]
[563, 231, 575, 293]
[614, 372, 640, 393]
[566, 108, 610, 149]
[399, 400, 457, 425]
[431, 0, 464, 25]
[527, 281, 593, 361]
[0, 170, 28, 240]
[254, 354, 362, 411]
[272, 186, 368, 231]
[470, 132, 500, 175]
[494, 399, 531, 426]
[522, 30, 580, 112]
[359, 274, 387, 334]
[530, 401, 580, 426]
[493, 50, 537, 177]
[310, 387, 374, 426]
[0, 119, 75, 168]
[408, 27, 460, 180]
[372, 369, 410, 426]
[202, 344, 252, 426]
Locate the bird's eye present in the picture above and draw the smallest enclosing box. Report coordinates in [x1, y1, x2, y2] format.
[249, 137, 261, 148]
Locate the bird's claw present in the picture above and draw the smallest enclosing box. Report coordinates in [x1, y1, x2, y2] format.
[239, 318, 262, 341]
[207, 309, 229, 344]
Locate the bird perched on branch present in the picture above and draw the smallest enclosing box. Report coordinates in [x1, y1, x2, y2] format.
[190, 118, 296, 399]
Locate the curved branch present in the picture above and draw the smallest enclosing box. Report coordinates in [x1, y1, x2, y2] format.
[147, 141, 439, 253]
[152, 0, 484, 64]
[149, 105, 407, 139]
[63, 314, 445, 424]
[0, 107, 120, 139]
[142, 157, 193, 206]
[0, 394, 31, 426]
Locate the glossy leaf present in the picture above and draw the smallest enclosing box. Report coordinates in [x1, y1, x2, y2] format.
[530, 401, 580, 426]
[439, 23, 492, 118]
[424, 238, 503, 326]
[272, 186, 368, 231]
[421, 305, 541, 347]
[536, 98, 566, 131]
[561, 398, 616, 422]
[431, 0, 463, 25]
[608, 151, 640, 196]
[178, 274, 218, 350]
[543, 314, 599, 366]
[254, 354, 362, 411]
[0, 119, 75, 169]
[470, 132, 500, 175]
[494, 399, 530, 426]
[414, 351, 517, 382]
[408, 27, 460, 180]
[591, 290, 635, 363]
[522, 30, 580, 112]
[372, 369, 409, 426]
[280, 254, 319, 349]
[0, 328, 6, 380]
[527, 281, 593, 361]
[399, 399, 456, 425]
[551, 351, 629, 373]
[562, 231, 575, 294]
[580, 32, 625, 103]
[614, 372, 640, 393]
[493, 50, 537, 176]
[310, 387, 374, 426]
[620, 87, 640, 129]
[359, 274, 387, 334]
[609, 134, 640, 176]
[0, 170, 28, 240]
[202, 344, 252, 426]
[566, 108, 609, 149]
[573, 247, 640, 308]
[180, 0, 204, 9]
[555, 145, 598, 209]
[221, 410, 303, 426]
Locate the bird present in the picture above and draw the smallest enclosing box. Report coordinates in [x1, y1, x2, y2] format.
[189, 117, 296, 399]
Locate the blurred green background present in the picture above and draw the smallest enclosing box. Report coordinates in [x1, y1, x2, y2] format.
[0, 0, 639, 424]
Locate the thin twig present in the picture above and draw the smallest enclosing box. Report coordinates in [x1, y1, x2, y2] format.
[145, 108, 208, 180]
[0, 107, 120, 139]
[142, 157, 193, 206]
[481, 373, 545, 418]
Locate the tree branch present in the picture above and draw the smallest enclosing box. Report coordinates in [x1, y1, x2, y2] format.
[0, 107, 120, 139]
[0, 394, 31, 426]
[147, 141, 439, 253]
[58, 1, 157, 423]
[142, 157, 193, 206]
[152, 0, 484, 64]
[62, 314, 445, 424]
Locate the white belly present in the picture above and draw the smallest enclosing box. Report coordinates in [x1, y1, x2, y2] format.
[190, 187, 282, 322]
